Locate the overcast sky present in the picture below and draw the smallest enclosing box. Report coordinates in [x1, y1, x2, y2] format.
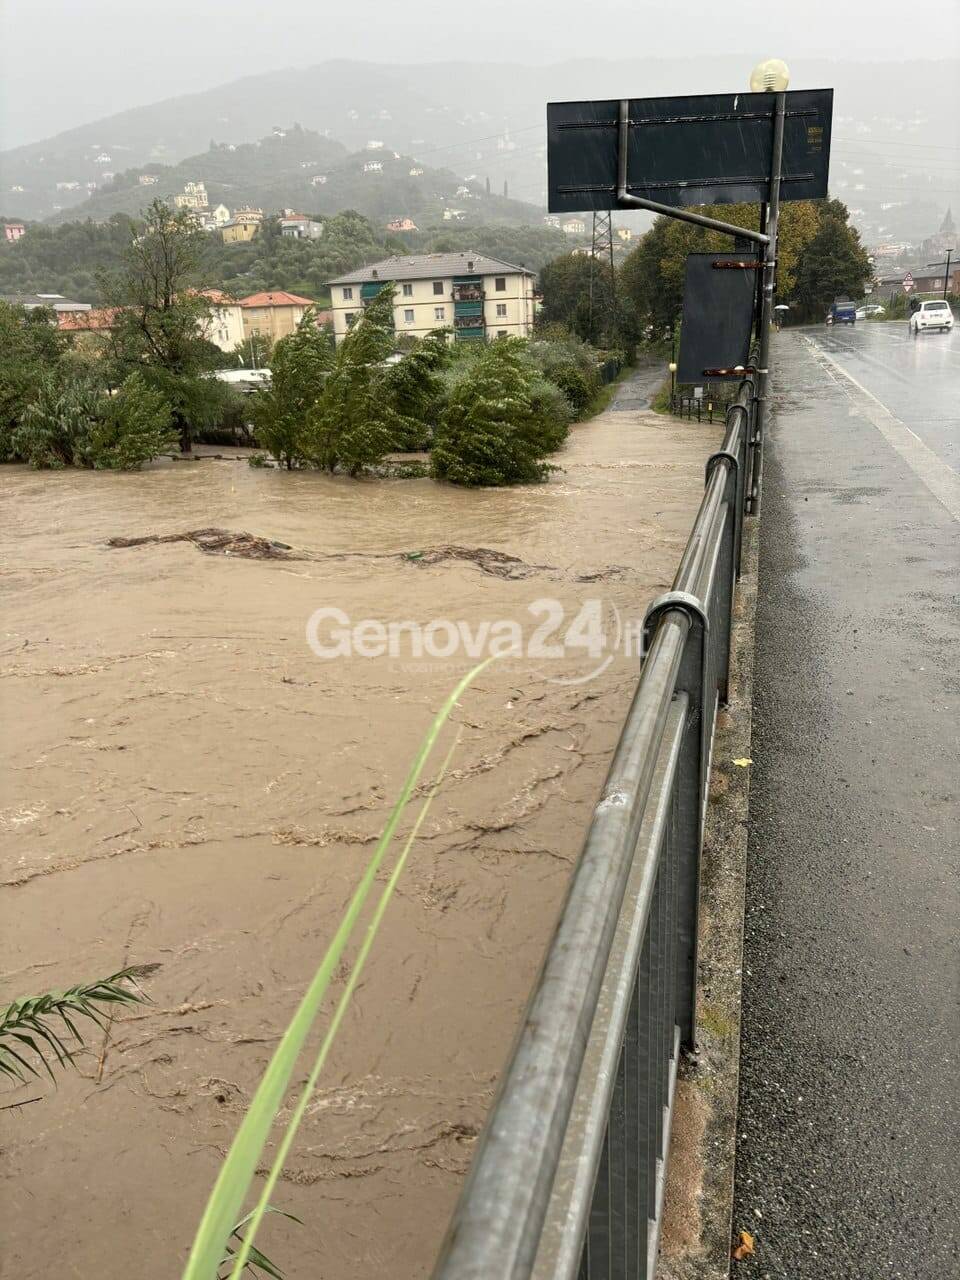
[2, 0, 954, 149]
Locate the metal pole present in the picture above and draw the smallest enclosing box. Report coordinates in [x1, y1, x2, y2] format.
[944, 248, 952, 300]
[616, 100, 769, 246]
[750, 91, 786, 516]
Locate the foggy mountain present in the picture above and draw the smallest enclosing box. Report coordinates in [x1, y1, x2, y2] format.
[36, 126, 545, 231]
[1, 56, 956, 243]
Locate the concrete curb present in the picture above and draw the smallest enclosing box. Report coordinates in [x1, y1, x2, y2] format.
[657, 510, 760, 1280]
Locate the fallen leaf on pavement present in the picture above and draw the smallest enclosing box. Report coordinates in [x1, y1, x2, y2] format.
[732, 758, 753, 768]
[732, 1229, 755, 1260]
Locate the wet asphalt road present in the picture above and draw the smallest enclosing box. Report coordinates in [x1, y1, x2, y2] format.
[732, 326, 960, 1278]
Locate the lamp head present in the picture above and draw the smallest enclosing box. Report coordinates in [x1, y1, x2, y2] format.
[750, 59, 790, 92]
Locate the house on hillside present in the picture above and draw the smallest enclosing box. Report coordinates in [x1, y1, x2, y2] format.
[363, 161, 383, 174]
[386, 217, 418, 232]
[327, 252, 536, 345]
[310, 174, 328, 186]
[442, 208, 465, 222]
[4, 223, 26, 242]
[279, 213, 323, 240]
[238, 290, 315, 342]
[562, 218, 586, 235]
[139, 174, 160, 186]
[175, 181, 209, 211]
[221, 207, 262, 244]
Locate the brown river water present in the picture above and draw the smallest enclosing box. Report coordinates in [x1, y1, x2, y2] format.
[0, 375, 719, 1279]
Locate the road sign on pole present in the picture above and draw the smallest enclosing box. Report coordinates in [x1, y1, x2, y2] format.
[903, 272, 914, 293]
[546, 89, 833, 215]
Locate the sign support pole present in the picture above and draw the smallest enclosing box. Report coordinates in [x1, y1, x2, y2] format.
[750, 90, 786, 516]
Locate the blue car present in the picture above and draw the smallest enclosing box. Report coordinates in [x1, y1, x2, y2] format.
[826, 303, 857, 325]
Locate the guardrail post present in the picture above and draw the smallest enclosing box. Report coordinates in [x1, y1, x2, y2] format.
[705, 449, 739, 706]
[642, 593, 708, 1049]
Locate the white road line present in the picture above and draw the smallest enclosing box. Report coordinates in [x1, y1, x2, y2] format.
[802, 337, 960, 523]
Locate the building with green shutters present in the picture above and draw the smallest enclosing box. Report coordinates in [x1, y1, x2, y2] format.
[328, 252, 536, 344]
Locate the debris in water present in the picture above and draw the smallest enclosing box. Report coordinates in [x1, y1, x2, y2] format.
[107, 531, 626, 582]
[107, 528, 301, 560]
[401, 545, 550, 579]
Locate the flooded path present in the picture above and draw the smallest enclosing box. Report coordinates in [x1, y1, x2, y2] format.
[0, 376, 720, 1278]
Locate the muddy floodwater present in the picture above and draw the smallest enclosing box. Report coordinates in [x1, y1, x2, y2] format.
[0, 379, 719, 1278]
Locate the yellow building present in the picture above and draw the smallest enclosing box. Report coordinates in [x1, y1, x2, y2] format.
[327, 252, 536, 344]
[222, 217, 259, 244]
[238, 291, 315, 342]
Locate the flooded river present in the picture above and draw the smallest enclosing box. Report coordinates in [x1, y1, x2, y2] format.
[0, 377, 719, 1278]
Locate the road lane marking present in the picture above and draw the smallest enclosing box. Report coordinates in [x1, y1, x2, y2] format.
[802, 337, 960, 522]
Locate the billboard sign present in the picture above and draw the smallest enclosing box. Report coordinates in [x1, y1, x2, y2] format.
[676, 253, 757, 383]
[547, 89, 833, 213]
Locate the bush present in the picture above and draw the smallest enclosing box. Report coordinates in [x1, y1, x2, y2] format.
[430, 338, 570, 486]
[12, 371, 175, 470]
[12, 374, 102, 469]
[84, 374, 177, 469]
[251, 310, 334, 467]
[527, 335, 603, 417]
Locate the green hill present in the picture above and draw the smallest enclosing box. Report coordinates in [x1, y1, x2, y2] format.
[37, 125, 543, 232]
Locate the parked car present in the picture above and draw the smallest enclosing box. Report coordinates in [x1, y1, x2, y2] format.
[826, 302, 857, 325]
[855, 303, 886, 320]
[909, 299, 954, 335]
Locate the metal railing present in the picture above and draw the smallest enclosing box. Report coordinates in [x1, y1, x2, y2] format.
[432, 378, 757, 1280]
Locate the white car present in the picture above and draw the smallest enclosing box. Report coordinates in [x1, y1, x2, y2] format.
[910, 299, 954, 335]
[855, 303, 886, 320]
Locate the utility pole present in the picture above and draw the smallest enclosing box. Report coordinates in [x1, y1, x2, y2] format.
[588, 211, 617, 347]
[927, 247, 954, 299]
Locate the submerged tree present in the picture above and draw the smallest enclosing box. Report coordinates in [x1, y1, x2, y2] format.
[251, 309, 334, 468]
[301, 286, 399, 476]
[430, 338, 570, 486]
[379, 328, 452, 450]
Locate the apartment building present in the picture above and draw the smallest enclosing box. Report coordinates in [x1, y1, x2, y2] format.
[238, 290, 315, 342]
[328, 252, 536, 344]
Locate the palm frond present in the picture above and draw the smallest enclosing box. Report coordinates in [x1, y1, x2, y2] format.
[0, 964, 156, 1085]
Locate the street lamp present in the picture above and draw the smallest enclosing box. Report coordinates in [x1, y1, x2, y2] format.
[668, 361, 677, 411]
[749, 59, 790, 92]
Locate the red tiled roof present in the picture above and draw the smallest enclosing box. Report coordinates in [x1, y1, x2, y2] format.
[57, 307, 119, 332]
[238, 291, 314, 308]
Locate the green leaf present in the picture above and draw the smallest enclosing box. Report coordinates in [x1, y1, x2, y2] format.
[182, 659, 495, 1280]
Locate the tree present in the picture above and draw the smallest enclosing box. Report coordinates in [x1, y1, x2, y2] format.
[378, 329, 451, 450]
[430, 338, 570, 486]
[0, 302, 68, 457]
[618, 201, 823, 333]
[85, 373, 177, 469]
[301, 287, 399, 476]
[99, 200, 229, 451]
[251, 309, 334, 468]
[11, 370, 176, 470]
[790, 199, 872, 321]
[233, 332, 274, 369]
[537, 254, 595, 340]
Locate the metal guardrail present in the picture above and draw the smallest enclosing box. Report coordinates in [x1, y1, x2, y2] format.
[432, 378, 757, 1280]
